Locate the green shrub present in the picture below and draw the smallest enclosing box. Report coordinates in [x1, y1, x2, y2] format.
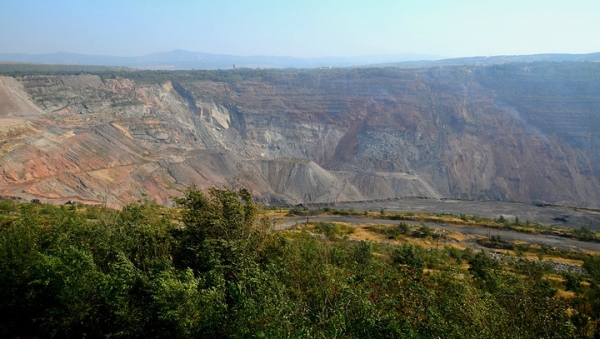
[392, 244, 425, 270]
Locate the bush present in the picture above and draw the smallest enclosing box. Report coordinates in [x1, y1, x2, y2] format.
[583, 255, 600, 282]
[383, 222, 412, 239]
[415, 223, 433, 238]
[573, 226, 598, 241]
[313, 222, 354, 239]
[444, 245, 464, 262]
[562, 271, 583, 294]
[469, 251, 499, 280]
[392, 244, 425, 270]
[0, 199, 19, 213]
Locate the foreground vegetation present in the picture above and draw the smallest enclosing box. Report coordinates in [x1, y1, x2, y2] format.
[2, 190, 600, 338]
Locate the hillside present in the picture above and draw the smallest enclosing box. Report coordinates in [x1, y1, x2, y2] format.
[1, 63, 600, 207]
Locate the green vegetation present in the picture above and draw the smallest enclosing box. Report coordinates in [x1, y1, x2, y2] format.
[1, 190, 600, 338]
[0, 62, 421, 85]
[367, 222, 437, 240]
[0, 63, 131, 76]
[111, 99, 143, 107]
[311, 222, 355, 239]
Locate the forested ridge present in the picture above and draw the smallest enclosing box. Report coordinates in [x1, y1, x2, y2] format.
[1, 188, 600, 338]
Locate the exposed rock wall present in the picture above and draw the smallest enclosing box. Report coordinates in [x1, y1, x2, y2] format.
[0, 63, 599, 207]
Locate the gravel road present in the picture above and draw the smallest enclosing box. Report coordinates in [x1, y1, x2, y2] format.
[274, 215, 600, 252]
[294, 198, 600, 230]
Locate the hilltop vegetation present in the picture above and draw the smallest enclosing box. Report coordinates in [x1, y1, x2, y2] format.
[0, 62, 130, 76]
[1, 189, 600, 338]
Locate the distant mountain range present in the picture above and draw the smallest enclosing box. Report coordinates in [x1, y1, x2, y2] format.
[1, 50, 599, 70]
[372, 52, 600, 68]
[0, 50, 444, 70]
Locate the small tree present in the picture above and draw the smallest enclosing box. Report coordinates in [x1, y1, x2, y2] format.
[353, 241, 372, 265]
[583, 255, 600, 283]
[392, 244, 424, 271]
[469, 251, 499, 281]
[174, 186, 258, 243]
[172, 186, 266, 276]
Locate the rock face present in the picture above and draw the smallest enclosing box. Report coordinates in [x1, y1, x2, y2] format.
[1, 63, 599, 207]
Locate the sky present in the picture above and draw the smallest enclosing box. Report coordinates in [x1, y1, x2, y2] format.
[1, 0, 599, 58]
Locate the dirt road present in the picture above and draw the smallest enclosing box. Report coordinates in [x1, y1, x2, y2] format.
[295, 198, 600, 230]
[274, 215, 600, 252]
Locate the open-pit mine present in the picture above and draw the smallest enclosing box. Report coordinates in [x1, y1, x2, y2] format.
[1, 63, 600, 211]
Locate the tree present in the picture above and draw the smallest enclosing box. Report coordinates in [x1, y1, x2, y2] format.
[392, 244, 424, 271]
[469, 251, 499, 281]
[172, 186, 267, 278]
[174, 186, 258, 243]
[583, 255, 600, 283]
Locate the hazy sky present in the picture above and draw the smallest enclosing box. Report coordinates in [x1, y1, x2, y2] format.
[1, 0, 599, 58]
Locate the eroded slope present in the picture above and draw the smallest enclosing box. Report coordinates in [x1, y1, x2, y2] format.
[1, 63, 599, 207]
